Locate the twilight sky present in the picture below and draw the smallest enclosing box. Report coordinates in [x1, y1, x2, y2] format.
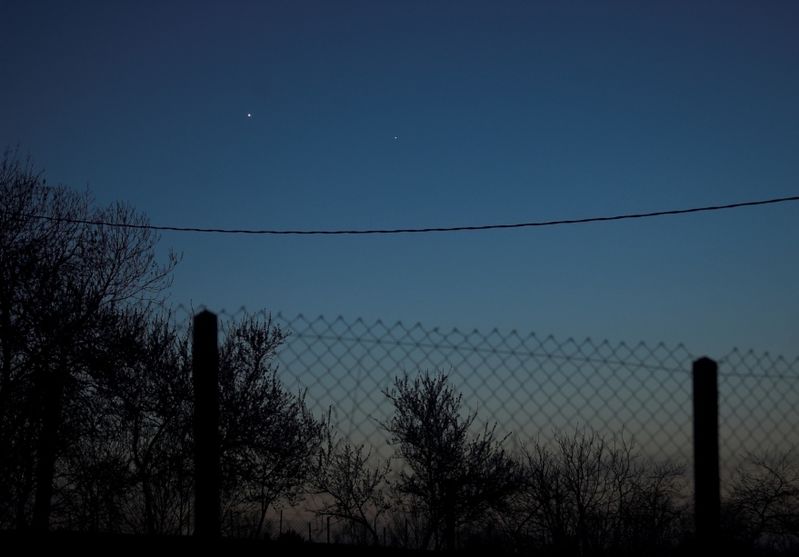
[2, 0, 798, 359]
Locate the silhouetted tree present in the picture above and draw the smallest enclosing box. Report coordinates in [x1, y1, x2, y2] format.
[96, 311, 192, 535]
[726, 450, 799, 552]
[0, 148, 177, 530]
[508, 428, 685, 555]
[313, 431, 391, 545]
[384, 372, 520, 550]
[16, 304, 192, 535]
[52, 310, 325, 538]
[217, 313, 326, 537]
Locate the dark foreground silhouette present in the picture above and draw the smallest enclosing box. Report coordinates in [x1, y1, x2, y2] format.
[0, 531, 431, 556]
[0, 530, 782, 557]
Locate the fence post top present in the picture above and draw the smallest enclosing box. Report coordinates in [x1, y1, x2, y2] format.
[195, 309, 217, 320]
[694, 356, 716, 363]
[693, 356, 718, 371]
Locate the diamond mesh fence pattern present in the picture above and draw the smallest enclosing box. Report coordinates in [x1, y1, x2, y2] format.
[207, 309, 799, 484]
[718, 350, 799, 476]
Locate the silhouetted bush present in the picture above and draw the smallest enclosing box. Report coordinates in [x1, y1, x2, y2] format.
[384, 372, 521, 551]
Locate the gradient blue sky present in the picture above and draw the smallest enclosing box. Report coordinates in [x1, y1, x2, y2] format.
[2, 1, 798, 359]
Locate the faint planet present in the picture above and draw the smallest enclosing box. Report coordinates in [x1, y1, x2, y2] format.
[393, 136, 398, 140]
[247, 113, 252, 118]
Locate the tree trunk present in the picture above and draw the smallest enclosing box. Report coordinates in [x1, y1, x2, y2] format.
[15, 449, 35, 530]
[444, 507, 456, 551]
[143, 476, 156, 534]
[31, 365, 67, 531]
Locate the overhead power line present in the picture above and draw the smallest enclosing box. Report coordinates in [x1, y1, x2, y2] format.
[12, 194, 799, 236]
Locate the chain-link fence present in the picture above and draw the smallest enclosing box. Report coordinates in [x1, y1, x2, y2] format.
[717, 350, 799, 474]
[170, 307, 799, 550]
[256, 311, 799, 482]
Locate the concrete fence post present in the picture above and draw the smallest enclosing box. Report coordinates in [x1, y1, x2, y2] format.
[693, 356, 720, 549]
[193, 310, 220, 538]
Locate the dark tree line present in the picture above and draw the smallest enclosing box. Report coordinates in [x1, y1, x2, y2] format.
[4, 149, 799, 554]
[0, 150, 324, 535]
[316, 375, 799, 555]
[0, 149, 177, 530]
[315, 374, 687, 554]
